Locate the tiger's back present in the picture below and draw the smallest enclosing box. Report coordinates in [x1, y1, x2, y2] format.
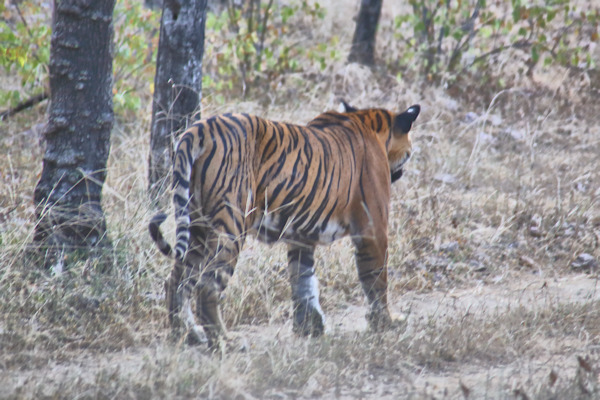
[150, 104, 420, 347]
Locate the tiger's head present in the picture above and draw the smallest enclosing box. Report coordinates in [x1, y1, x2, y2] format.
[340, 101, 420, 183]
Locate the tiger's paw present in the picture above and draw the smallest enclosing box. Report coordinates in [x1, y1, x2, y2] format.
[292, 300, 325, 337]
[204, 325, 228, 352]
[367, 310, 408, 333]
[186, 325, 209, 345]
[227, 331, 250, 353]
[366, 306, 395, 332]
[206, 331, 229, 355]
[168, 317, 208, 346]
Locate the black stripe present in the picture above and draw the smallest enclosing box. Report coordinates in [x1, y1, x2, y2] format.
[173, 171, 189, 189]
[293, 160, 323, 228]
[359, 167, 367, 203]
[320, 198, 339, 229]
[358, 267, 383, 281]
[376, 113, 383, 131]
[302, 164, 337, 233]
[260, 126, 278, 164]
[288, 247, 315, 267]
[199, 119, 218, 187]
[173, 193, 187, 207]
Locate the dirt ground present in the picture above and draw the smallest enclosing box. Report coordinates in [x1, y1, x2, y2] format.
[2, 271, 600, 399]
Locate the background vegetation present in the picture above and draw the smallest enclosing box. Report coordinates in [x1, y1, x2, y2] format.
[1, 0, 599, 398]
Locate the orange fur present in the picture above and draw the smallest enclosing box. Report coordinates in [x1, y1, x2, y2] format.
[149, 103, 420, 347]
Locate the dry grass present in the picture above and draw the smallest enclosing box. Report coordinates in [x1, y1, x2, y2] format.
[2, 0, 600, 398]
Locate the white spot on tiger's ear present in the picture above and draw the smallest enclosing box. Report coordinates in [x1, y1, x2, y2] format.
[406, 104, 421, 116]
[338, 101, 358, 113]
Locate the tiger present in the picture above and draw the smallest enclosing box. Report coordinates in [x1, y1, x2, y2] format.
[149, 102, 420, 348]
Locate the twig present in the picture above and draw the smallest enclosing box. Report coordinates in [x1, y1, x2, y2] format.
[226, 0, 240, 33]
[12, 0, 35, 40]
[436, 0, 450, 54]
[0, 91, 49, 121]
[240, 0, 259, 97]
[448, 1, 481, 72]
[11, 0, 44, 66]
[255, 0, 274, 70]
[457, 39, 532, 76]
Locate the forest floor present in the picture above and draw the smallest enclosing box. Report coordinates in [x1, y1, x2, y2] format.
[2, 0, 600, 399]
[2, 270, 600, 399]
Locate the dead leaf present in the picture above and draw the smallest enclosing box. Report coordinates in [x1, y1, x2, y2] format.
[578, 356, 592, 372]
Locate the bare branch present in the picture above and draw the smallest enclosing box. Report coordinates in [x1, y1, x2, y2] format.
[0, 90, 49, 121]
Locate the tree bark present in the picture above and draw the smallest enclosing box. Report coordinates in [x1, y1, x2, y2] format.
[144, 0, 163, 9]
[348, 0, 383, 66]
[33, 0, 116, 268]
[148, 0, 207, 203]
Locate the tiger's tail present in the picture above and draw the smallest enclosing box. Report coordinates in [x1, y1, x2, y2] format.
[148, 125, 205, 262]
[149, 213, 173, 257]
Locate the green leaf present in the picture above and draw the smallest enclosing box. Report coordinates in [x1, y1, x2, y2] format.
[414, 20, 426, 33]
[206, 13, 216, 29]
[531, 45, 539, 63]
[480, 26, 493, 38]
[571, 53, 579, 66]
[452, 29, 464, 41]
[17, 54, 27, 67]
[512, 6, 521, 22]
[281, 6, 295, 24]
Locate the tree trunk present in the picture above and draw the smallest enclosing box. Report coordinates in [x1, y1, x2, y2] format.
[348, 0, 383, 66]
[144, 0, 163, 9]
[33, 0, 116, 269]
[148, 0, 207, 203]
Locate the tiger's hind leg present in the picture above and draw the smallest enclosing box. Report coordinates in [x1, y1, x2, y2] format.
[165, 260, 207, 345]
[165, 223, 213, 345]
[287, 244, 325, 337]
[194, 231, 245, 349]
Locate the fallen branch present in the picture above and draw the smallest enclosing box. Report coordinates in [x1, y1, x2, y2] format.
[0, 91, 49, 121]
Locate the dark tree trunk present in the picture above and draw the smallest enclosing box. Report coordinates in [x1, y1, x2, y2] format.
[148, 0, 207, 202]
[348, 0, 383, 66]
[33, 0, 116, 268]
[144, 0, 163, 9]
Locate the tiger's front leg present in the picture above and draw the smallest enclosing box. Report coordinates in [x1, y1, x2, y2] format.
[354, 236, 393, 331]
[287, 244, 325, 337]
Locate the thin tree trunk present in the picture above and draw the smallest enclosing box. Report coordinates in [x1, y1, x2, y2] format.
[148, 0, 207, 203]
[348, 0, 383, 66]
[144, 0, 163, 9]
[33, 0, 116, 269]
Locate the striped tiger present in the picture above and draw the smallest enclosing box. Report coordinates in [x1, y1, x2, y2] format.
[149, 102, 420, 348]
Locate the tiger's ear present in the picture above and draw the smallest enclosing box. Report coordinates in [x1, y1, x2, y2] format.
[394, 104, 421, 133]
[338, 100, 358, 113]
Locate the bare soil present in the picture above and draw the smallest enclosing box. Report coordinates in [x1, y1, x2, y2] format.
[2, 269, 600, 399]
